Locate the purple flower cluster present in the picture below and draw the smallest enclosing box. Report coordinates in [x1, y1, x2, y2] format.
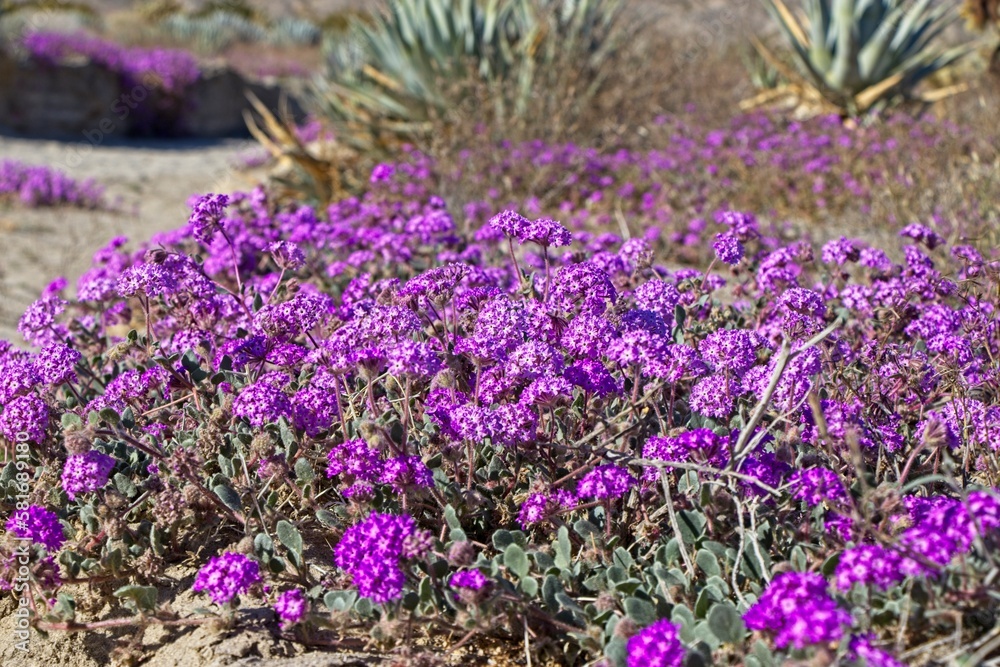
[5, 506, 65, 552]
[576, 465, 635, 501]
[61, 450, 116, 500]
[274, 589, 308, 626]
[744, 572, 850, 649]
[712, 232, 744, 265]
[626, 619, 685, 667]
[334, 513, 423, 604]
[789, 467, 847, 506]
[326, 440, 433, 497]
[0, 394, 50, 444]
[834, 545, 903, 591]
[192, 552, 261, 605]
[449, 569, 490, 591]
[0, 160, 104, 209]
[489, 210, 572, 247]
[23, 32, 200, 95]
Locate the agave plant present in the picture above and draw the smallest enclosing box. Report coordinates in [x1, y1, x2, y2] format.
[310, 0, 624, 154]
[759, 0, 971, 113]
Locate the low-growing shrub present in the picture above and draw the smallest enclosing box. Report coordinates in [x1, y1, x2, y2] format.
[17, 31, 200, 134]
[3, 152, 1000, 663]
[0, 160, 104, 209]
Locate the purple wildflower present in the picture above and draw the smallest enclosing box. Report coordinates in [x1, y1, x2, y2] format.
[274, 589, 308, 627]
[627, 619, 685, 667]
[744, 572, 850, 649]
[712, 232, 744, 265]
[61, 450, 117, 500]
[192, 552, 261, 605]
[6, 506, 65, 552]
[576, 465, 635, 501]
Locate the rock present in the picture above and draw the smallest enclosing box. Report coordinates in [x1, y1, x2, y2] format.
[0, 53, 305, 139]
[0, 52, 127, 139]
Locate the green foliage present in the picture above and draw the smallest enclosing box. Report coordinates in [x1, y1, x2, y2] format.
[761, 0, 970, 113]
[312, 0, 626, 153]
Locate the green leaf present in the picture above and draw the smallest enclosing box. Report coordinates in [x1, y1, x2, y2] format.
[316, 509, 340, 528]
[419, 576, 433, 603]
[520, 576, 538, 597]
[708, 601, 746, 644]
[542, 574, 562, 609]
[324, 590, 356, 612]
[61, 413, 83, 429]
[492, 529, 515, 550]
[213, 484, 243, 512]
[354, 596, 374, 616]
[217, 454, 235, 478]
[573, 518, 601, 539]
[294, 458, 315, 484]
[150, 525, 165, 557]
[55, 593, 76, 621]
[696, 549, 721, 578]
[254, 532, 274, 561]
[276, 520, 304, 567]
[677, 510, 706, 544]
[504, 544, 529, 579]
[443, 505, 461, 530]
[606, 564, 627, 584]
[613, 546, 634, 570]
[604, 636, 628, 665]
[791, 545, 808, 571]
[692, 620, 721, 651]
[624, 597, 657, 626]
[114, 585, 158, 613]
[114, 472, 137, 499]
[554, 525, 571, 569]
[181, 351, 208, 383]
[99, 408, 121, 426]
[752, 639, 776, 667]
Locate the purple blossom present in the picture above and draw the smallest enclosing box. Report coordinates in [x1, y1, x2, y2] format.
[627, 619, 685, 667]
[688, 374, 736, 419]
[370, 163, 395, 183]
[232, 374, 293, 428]
[834, 545, 903, 591]
[0, 394, 50, 444]
[699, 329, 761, 375]
[192, 552, 261, 605]
[712, 232, 744, 265]
[62, 450, 116, 500]
[744, 572, 850, 649]
[899, 223, 945, 250]
[449, 569, 491, 591]
[849, 635, 905, 667]
[188, 193, 230, 244]
[642, 429, 728, 480]
[334, 513, 418, 604]
[274, 589, 308, 627]
[6, 506, 65, 552]
[789, 467, 847, 506]
[576, 465, 635, 500]
[268, 241, 306, 270]
[34, 343, 82, 385]
[379, 456, 434, 492]
[327, 439, 382, 486]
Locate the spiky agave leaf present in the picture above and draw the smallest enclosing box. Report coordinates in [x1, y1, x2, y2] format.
[760, 0, 972, 113]
[310, 0, 626, 154]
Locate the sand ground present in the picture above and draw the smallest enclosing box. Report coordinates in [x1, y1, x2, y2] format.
[0, 135, 268, 343]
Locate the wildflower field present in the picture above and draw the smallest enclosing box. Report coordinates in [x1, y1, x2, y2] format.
[2, 0, 1000, 666]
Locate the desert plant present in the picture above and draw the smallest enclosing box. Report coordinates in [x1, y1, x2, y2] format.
[311, 0, 626, 154]
[757, 0, 971, 114]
